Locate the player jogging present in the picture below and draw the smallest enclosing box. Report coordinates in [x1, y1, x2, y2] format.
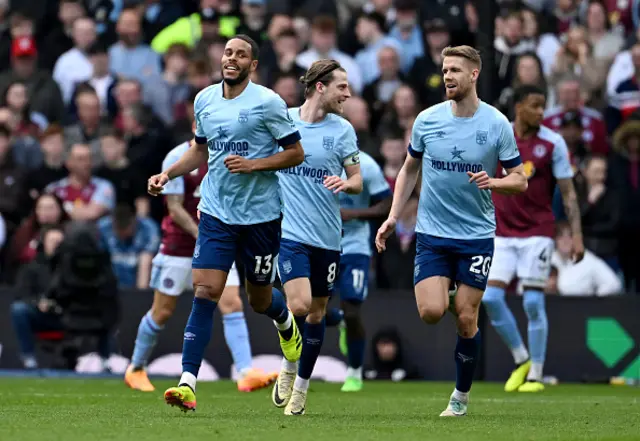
[483, 85, 584, 393]
[147, 35, 305, 412]
[324, 150, 392, 392]
[270, 59, 363, 415]
[125, 137, 278, 393]
[376, 45, 528, 417]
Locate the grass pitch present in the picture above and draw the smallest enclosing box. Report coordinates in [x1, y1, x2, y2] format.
[0, 378, 638, 441]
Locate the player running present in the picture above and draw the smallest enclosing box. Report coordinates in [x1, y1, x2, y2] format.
[270, 59, 362, 415]
[483, 85, 584, 393]
[376, 45, 528, 417]
[324, 150, 392, 392]
[125, 137, 278, 393]
[147, 35, 304, 412]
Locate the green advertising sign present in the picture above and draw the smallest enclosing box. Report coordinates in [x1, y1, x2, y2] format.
[587, 318, 640, 380]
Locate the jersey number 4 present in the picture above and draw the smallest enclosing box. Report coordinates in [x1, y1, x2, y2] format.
[469, 255, 492, 277]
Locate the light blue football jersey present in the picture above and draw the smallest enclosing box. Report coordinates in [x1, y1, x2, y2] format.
[193, 81, 301, 225]
[409, 100, 521, 240]
[278, 109, 360, 251]
[340, 151, 391, 256]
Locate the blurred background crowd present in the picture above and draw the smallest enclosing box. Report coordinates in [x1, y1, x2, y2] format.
[0, 0, 637, 302]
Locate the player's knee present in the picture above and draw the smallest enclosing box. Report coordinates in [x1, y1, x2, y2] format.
[287, 295, 311, 317]
[456, 311, 479, 338]
[523, 291, 545, 321]
[418, 304, 445, 324]
[218, 287, 242, 314]
[193, 284, 220, 302]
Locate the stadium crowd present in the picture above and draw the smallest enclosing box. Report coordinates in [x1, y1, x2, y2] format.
[0, 0, 637, 299]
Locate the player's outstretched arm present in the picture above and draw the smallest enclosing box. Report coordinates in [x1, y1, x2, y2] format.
[375, 154, 421, 252]
[557, 178, 585, 263]
[148, 141, 208, 196]
[226, 140, 304, 174]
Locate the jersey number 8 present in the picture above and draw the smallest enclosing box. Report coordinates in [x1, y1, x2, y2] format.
[469, 255, 492, 277]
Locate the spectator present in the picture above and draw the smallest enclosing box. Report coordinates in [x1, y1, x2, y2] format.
[236, 0, 269, 46]
[112, 78, 144, 130]
[5, 193, 67, 273]
[297, 15, 363, 95]
[362, 46, 405, 130]
[45, 143, 116, 222]
[519, 5, 561, 77]
[0, 124, 27, 229]
[606, 42, 640, 134]
[9, 225, 65, 369]
[39, 0, 86, 71]
[1, 80, 48, 138]
[143, 43, 191, 126]
[173, 87, 199, 145]
[95, 129, 149, 218]
[273, 74, 302, 108]
[260, 28, 305, 89]
[98, 204, 159, 289]
[549, 26, 609, 109]
[548, 222, 622, 296]
[494, 8, 537, 93]
[354, 11, 404, 86]
[151, 0, 241, 54]
[0, 36, 65, 124]
[407, 18, 450, 108]
[380, 130, 406, 190]
[606, 26, 640, 97]
[0, 9, 28, 69]
[583, 0, 623, 63]
[342, 96, 380, 162]
[64, 87, 110, 166]
[25, 125, 68, 201]
[575, 155, 620, 269]
[543, 75, 609, 155]
[549, 0, 581, 35]
[52, 17, 97, 105]
[69, 40, 118, 119]
[610, 119, 640, 292]
[388, 0, 424, 73]
[558, 111, 589, 168]
[364, 327, 421, 381]
[377, 84, 419, 137]
[496, 52, 548, 120]
[109, 8, 161, 85]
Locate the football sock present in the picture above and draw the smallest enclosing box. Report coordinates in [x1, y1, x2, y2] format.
[482, 285, 526, 357]
[455, 330, 481, 393]
[267, 288, 294, 340]
[294, 314, 307, 336]
[298, 318, 325, 381]
[324, 307, 344, 327]
[131, 311, 164, 369]
[181, 297, 217, 379]
[222, 311, 253, 374]
[523, 290, 547, 381]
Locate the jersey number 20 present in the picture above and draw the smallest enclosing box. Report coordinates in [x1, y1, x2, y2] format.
[469, 255, 492, 277]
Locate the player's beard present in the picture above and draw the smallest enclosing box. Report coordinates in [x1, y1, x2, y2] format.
[222, 66, 250, 86]
[448, 82, 469, 102]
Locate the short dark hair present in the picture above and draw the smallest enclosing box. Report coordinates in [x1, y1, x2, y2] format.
[276, 28, 298, 40]
[513, 85, 545, 104]
[113, 204, 135, 230]
[299, 59, 345, 98]
[231, 34, 259, 61]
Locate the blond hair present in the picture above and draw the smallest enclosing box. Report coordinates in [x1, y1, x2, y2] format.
[441, 45, 482, 72]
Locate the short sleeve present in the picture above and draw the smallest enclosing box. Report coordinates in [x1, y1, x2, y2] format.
[366, 159, 391, 202]
[408, 114, 424, 158]
[91, 179, 116, 210]
[497, 117, 521, 169]
[263, 95, 301, 147]
[342, 124, 360, 166]
[551, 136, 574, 180]
[141, 218, 161, 254]
[162, 149, 185, 195]
[194, 93, 207, 144]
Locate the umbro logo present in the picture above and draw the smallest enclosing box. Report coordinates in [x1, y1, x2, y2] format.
[457, 352, 474, 363]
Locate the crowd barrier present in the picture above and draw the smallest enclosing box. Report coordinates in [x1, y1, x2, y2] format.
[0, 288, 638, 383]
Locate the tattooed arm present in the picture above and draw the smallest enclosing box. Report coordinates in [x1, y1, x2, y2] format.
[557, 178, 585, 262]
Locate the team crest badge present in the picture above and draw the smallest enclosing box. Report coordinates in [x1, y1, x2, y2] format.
[163, 278, 175, 289]
[322, 136, 335, 151]
[533, 144, 547, 158]
[476, 130, 488, 145]
[238, 109, 249, 123]
[283, 260, 292, 274]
